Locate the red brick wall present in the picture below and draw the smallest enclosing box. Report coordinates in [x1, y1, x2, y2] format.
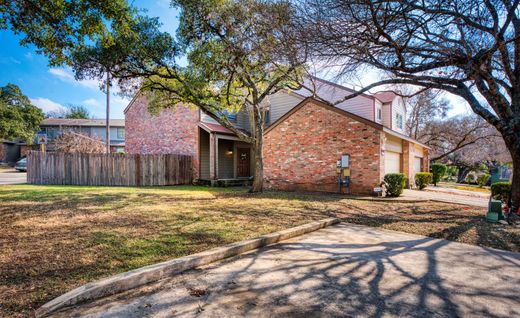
[125, 95, 200, 178]
[263, 101, 383, 194]
[20, 145, 35, 158]
[402, 140, 414, 187]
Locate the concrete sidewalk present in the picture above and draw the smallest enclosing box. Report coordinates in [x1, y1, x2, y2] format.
[403, 189, 489, 207]
[52, 223, 520, 318]
[425, 185, 490, 198]
[0, 168, 26, 185]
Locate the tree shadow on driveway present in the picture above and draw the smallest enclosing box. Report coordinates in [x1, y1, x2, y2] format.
[55, 224, 520, 318]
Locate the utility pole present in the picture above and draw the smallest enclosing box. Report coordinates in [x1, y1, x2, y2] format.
[106, 70, 110, 154]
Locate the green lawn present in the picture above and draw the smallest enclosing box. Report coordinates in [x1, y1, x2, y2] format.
[0, 185, 518, 317]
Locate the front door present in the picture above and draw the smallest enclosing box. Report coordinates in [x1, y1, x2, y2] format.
[237, 148, 250, 178]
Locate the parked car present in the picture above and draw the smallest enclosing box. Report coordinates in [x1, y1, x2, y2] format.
[14, 158, 27, 172]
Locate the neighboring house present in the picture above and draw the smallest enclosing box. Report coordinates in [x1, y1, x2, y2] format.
[490, 164, 513, 184]
[1, 140, 36, 166]
[124, 77, 429, 194]
[40, 118, 125, 152]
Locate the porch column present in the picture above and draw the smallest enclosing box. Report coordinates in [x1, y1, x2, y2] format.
[402, 140, 415, 188]
[422, 148, 430, 172]
[209, 133, 217, 180]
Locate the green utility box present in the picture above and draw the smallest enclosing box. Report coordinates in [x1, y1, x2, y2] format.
[486, 199, 504, 223]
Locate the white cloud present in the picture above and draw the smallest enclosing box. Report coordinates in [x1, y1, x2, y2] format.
[82, 98, 100, 106]
[48, 67, 101, 90]
[30, 97, 66, 113]
[48, 68, 75, 81]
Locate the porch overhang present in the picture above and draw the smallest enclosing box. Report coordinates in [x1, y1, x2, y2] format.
[198, 122, 249, 138]
[198, 125, 252, 182]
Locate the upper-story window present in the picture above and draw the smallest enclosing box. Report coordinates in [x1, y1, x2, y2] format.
[395, 113, 403, 129]
[263, 110, 270, 125]
[377, 108, 382, 121]
[117, 127, 125, 139]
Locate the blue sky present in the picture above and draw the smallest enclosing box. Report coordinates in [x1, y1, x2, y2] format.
[0, 0, 469, 119]
[0, 0, 179, 119]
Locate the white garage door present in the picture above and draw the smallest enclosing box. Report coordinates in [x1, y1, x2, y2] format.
[414, 157, 422, 174]
[385, 151, 401, 174]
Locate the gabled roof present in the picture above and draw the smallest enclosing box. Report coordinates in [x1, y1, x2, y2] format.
[264, 96, 430, 149]
[373, 91, 398, 103]
[42, 118, 125, 127]
[295, 76, 401, 105]
[123, 90, 142, 114]
[265, 97, 383, 134]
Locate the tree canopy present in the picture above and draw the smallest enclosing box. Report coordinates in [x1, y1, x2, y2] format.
[46, 104, 91, 119]
[0, 84, 44, 143]
[0, 0, 137, 65]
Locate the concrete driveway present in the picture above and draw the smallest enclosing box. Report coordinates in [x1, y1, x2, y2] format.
[52, 223, 520, 318]
[0, 168, 26, 185]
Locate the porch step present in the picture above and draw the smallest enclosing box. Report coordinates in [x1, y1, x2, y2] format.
[197, 179, 253, 187]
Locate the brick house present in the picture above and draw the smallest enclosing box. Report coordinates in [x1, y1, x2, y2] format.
[124, 77, 429, 194]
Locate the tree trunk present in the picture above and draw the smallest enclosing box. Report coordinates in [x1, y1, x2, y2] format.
[457, 166, 470, 183]
[505, 140, 520, 222]
[250, 116, 264, 193]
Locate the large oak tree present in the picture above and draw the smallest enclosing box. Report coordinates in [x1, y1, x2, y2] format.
[110, 0, 307, 192]
[300, 0, 520, 221]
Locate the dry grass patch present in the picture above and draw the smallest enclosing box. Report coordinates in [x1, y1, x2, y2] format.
[0, 185, 518, 317]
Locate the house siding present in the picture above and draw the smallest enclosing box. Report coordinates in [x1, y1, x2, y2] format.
[294, 79, 375, 121]
[199, 129, 210, 179]
[125, 95, 199, 178]
[218, 139, 234, 179]
[236, 108, 251, 130]
[382, 103, 392, 128]
[264, 101, 382, 194]
[391, 97, 406, 133]
[268, 91, 305, 124]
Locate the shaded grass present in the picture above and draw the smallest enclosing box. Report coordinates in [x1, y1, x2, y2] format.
[0, 184, 518, 317]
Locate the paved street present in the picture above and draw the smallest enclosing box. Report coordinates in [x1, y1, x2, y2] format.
[53, 223, 520, 318]
[403, 189, 489, 207]
[0, 168, 26, 185]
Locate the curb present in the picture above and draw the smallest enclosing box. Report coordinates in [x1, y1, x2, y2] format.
[37, 218, 340, 317]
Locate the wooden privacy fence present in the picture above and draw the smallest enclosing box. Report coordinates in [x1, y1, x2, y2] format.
[27, 152, 193, 186]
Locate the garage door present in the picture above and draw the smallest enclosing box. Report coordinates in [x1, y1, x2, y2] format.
[385, 151, 401, 174]
[414, 157, 422, 174]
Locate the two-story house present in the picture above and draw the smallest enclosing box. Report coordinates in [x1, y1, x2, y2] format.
[40, 118, 126, 152]
[124, 77, 429, 194]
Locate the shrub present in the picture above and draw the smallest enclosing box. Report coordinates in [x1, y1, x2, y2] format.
[431, 163, 447, 186]
[491, 182, 512, 203]
[466, 173, 476, 184]
[415, 172, 433, 190]
[477, 174, 490, 187]
[384, 173, 406, 197]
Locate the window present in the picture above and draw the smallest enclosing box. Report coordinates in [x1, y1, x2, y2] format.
[224, 110, 237, 122]
[395, 113, 403, 129]
[377, 108, 382, 121]
[117, 128, 125, 139]
[263, 110, 270, 125]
